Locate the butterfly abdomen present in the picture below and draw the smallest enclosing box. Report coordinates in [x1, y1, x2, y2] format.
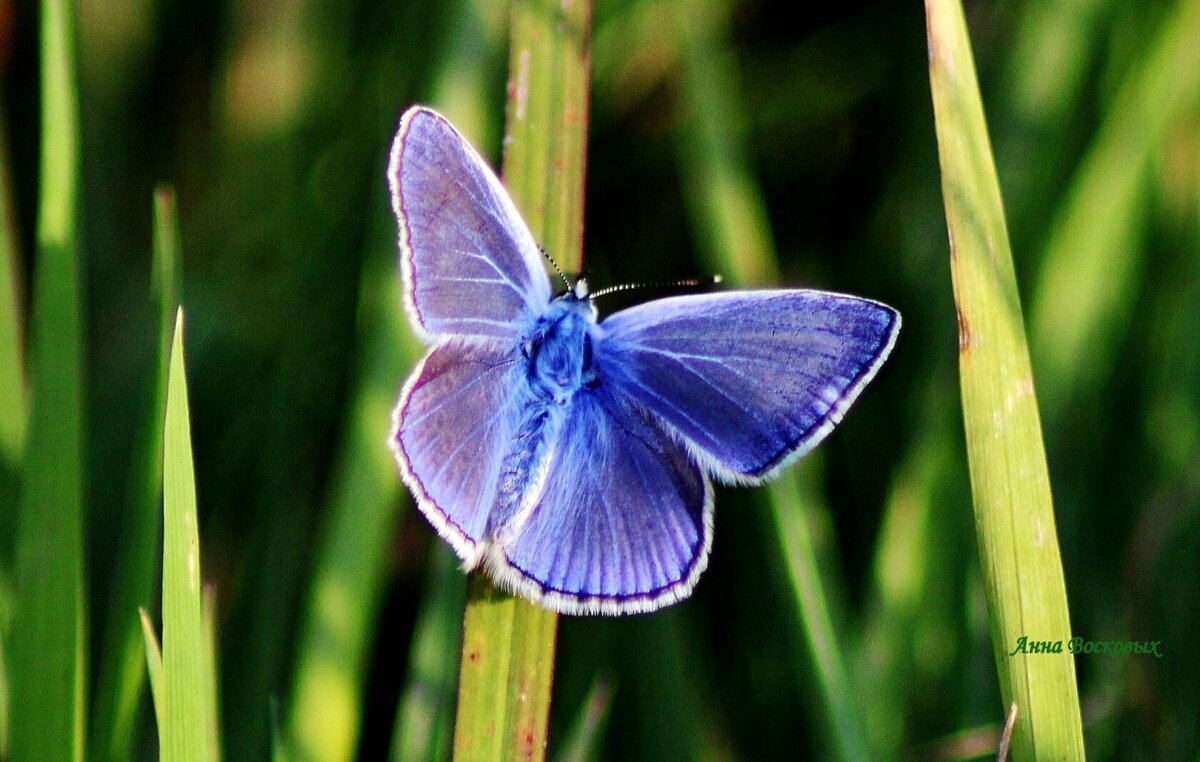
[488, 394, 564, 543]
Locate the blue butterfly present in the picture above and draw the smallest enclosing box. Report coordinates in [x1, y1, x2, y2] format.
[388, 106, 900, 615]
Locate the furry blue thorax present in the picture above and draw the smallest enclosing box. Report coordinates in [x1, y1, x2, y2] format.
[522, 289, 599, 405]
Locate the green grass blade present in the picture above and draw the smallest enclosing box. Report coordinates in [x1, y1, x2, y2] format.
[675, 0, 777, 285]
[0, 112, 25, 477]
[453, 2, 591, 759]
[674, 2, 869, 758]
[0, 623, 8, 758]
[1029, 0, 1200, 423]
[139, 608, 164, 720]
[8, 0, 87, 757]
[0, 97, 22, 762]
[925, 1, 1085, 758]
[159, 308, 212, 761]
[90, 184, 180, 761]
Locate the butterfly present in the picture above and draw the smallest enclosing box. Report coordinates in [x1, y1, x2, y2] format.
[388, 106, 900, 615]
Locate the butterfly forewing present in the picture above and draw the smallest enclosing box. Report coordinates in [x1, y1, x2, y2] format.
[597, 290, 900, 482]
[389, 107, 552, 341]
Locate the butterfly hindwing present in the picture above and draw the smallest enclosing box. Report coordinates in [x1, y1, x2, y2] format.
[487, 382, 712, 615]
[391, 339, 525, 561]
[389, 107, 552, 340]
[597, 290, 900, 482]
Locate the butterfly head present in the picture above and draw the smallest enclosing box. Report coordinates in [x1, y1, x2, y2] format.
[573, 278, 590, 300]
[550, 276, 599, 321]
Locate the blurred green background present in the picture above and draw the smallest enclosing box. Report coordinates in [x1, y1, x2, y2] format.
[1, 0, 1198, 758]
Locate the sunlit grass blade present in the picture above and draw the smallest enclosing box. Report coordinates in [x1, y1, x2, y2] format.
[0, 102, 21, 762]
[158, 308, 214, 761]
[0, 112, 25, 479]
[925, 0, 1085, 758]
[390, 546, 467, 762]
[553, 676, 613, 762]
[1029, 0, 1200, 423]
[91, 184, 180, 761]
[453, 2, 591, 759]
[8, 0, 87, 757]
[673, 1, 869, 758]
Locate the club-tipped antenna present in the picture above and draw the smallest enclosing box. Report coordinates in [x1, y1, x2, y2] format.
[539, 245, 572, 290]
[589, 274, 723, 300]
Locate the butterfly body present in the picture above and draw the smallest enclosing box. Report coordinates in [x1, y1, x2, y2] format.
[388, 106, 900, 615]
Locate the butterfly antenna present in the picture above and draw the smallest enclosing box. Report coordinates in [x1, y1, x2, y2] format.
[589, 274, 723, 300]
[539, 245, 572, 290]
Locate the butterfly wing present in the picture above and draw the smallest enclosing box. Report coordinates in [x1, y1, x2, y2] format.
[389, 106, 552, 341]
[596, 290, 900, 482]
[391, 340, 524, 563]
[485, 382, 711, 615]
[389, 107, 554, 560]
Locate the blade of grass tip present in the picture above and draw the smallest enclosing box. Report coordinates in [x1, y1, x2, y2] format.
[140, 607, 164, 720]
[283, 2, 505, 758]
[1029, 0, 1200, 425]
[454, 2, 590, 760]
[389, 546, 467, 762]
[91, 184, 180, 762]
[553, 676, 613, 762]
[9, 0, 87, 757]
[925, 1, 1085, 758]
[160, 308, 212, 761]
[674, 1, 870, 759]
[0, 111, 26, 477]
